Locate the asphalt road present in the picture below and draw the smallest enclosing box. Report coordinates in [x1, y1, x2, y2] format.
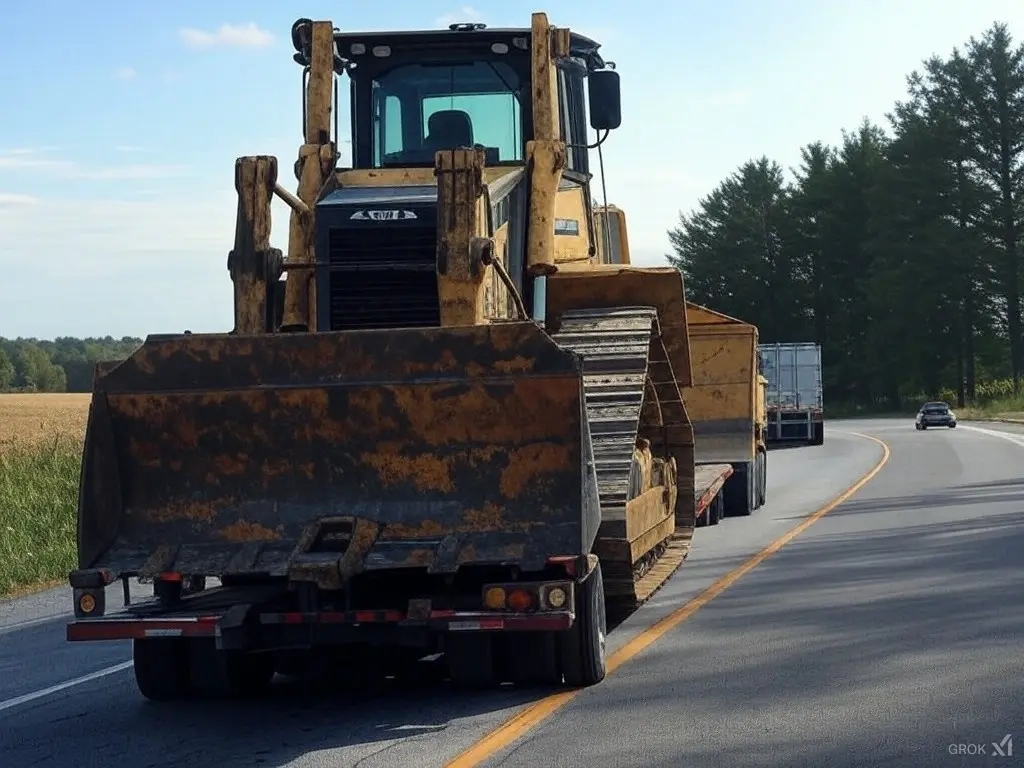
[1, 419, 1021, 767]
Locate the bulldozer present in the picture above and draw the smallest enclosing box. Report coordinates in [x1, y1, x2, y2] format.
[65, 12, 734, 700]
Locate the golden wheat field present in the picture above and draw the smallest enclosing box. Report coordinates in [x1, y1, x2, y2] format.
[0, 393, 92, 450]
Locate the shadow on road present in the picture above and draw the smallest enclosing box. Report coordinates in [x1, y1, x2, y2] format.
[792, 479, 1024, 517]
[554, 492, 1024, 768]
[4, 478, 1021, 767]
[1, 658, 555, 767]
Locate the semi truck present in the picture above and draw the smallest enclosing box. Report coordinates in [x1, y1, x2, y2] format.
[64, 13, 735, 701]
[683, 303, 768, 518]
[759, 341, 824, 445]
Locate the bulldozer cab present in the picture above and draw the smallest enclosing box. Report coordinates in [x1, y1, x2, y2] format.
[328, 20, 620, 172]
[270, 15, 624, 335]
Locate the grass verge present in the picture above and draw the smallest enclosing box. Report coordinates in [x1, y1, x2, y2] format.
[956, 394, 1024, 421]
[0, 437, 81, 598]
[827, 396, 1024, 422]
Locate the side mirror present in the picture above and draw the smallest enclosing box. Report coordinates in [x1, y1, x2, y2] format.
[588, 70, 621, 131]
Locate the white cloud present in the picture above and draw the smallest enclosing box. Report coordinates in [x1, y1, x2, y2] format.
[0, 189, 298, 337]
[0, 147, 65, 169]
[114, 66, 139, 81]
[0, 193, 39, 208]
[0, 156, 62, 169]
[179, 22, 274, 49]
[0, 146, 62, 156]
[114, 145, 146, 153]
[67, 164, 191, 180]
[434, 6, 483, 27]
[0, 148, 188, 180]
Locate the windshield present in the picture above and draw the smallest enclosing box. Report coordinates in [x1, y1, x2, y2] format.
[371, 61, 524, 168]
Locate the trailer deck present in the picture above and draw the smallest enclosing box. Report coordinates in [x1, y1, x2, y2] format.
[67, 464, 734, 645]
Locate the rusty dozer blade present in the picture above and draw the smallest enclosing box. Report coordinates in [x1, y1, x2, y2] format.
[76, 322, 601, 587]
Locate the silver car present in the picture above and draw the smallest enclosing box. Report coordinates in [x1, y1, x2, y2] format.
[915, 401, 957, 430]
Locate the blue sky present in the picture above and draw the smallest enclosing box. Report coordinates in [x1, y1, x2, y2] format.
[1, 0, 1022, 338]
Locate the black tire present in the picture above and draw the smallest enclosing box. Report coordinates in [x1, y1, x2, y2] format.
[560, 561, 607, 687]
[757, 451, 767, 507]
[446, 633, 496, 689]
[707, 490, 721, 526]
[949, 423, 957, 429]
[133, 638, 190, 702]
[723, 463, 754, 517]
[810, 422, 825, 446]
[750, 452, 761, 510]
[921, 424, 927, 430]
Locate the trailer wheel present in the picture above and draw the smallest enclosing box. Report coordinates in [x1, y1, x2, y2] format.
[133, 638, 190, 702]
[446, 634, 496, 689]
[750, 453, 762, 511]
[560, 560, 607, 687]
[810, 422, 825, 445]
[723, 463, 754, 517]
[707, 491, 722, 526]
[757, 451, 767, 507]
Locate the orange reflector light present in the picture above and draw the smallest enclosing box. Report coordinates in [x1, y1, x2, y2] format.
[79, 593, 96, 614]
[507, 588, 533, 612]
[483, 586, 506, 609]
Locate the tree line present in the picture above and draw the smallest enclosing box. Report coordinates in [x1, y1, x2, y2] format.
[668, 22, 1024, 410]
[0, 337, 143, 393]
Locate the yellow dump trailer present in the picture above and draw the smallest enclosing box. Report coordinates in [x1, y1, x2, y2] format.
[683, 302, 767, 517]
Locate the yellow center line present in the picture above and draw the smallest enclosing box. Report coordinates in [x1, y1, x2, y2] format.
[445, 431, 891, 768]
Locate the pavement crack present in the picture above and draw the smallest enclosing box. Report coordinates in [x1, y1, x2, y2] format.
[351, 741, 402, 768]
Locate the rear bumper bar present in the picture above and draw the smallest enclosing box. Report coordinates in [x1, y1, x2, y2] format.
[67, 608, 574, 644]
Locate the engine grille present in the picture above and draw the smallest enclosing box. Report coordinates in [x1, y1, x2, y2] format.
[327, 222, 441, 331]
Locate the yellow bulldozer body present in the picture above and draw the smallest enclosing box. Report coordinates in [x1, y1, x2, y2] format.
[75, 11, 722, 617]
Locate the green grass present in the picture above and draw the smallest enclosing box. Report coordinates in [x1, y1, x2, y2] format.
[826, 393, 1024, 422]
[956, 394, 1024, 421]
[0, 437, 81, 598]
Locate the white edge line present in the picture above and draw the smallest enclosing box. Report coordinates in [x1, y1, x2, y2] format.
[0, 614, 65, 635]
[0, 661, 132, 714]
[958, 423, 1024, 448]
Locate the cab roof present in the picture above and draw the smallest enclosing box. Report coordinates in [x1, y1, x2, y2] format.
[291, 19, 607, 71]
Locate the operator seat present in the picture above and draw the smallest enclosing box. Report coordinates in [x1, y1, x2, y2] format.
[423, 109, 474, 151]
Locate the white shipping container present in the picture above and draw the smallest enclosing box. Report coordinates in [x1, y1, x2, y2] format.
[758, 342, 823, 411]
